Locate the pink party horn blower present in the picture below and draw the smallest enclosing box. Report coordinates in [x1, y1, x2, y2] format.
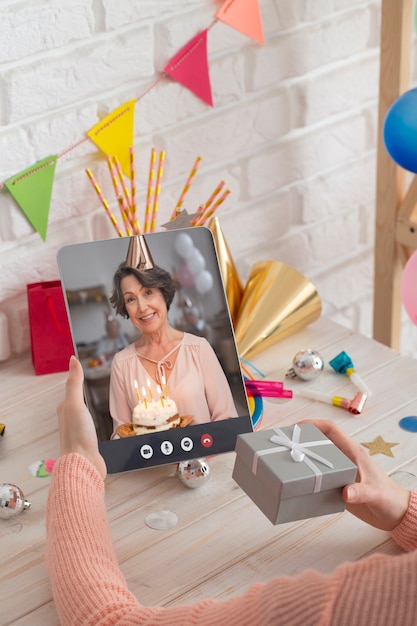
[295, 388, 367, 415]
[329, 351, 372, 397]
[244, 379, 292, 399]
[245, 380, 367, 415]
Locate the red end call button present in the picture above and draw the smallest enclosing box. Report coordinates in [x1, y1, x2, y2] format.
[201, 434, 213, 448]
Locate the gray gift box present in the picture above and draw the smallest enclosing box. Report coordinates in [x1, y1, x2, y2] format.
[232, 423, 357, 525]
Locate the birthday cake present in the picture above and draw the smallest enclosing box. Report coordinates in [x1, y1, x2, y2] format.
[132, 397, 180, 435]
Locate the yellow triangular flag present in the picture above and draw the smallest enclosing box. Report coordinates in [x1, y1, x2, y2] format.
[87, 99, 135, 177]
[5, 155, 57, 241]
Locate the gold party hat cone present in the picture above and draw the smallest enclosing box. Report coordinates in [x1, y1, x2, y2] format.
[126, 234, 154, 270]
[234, 260, 322, 360]
[207, 217, 243, 326]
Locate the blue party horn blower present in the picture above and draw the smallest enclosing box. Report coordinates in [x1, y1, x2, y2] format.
[329, 351, 372, 397]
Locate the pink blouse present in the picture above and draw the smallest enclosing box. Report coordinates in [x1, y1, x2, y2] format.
[109, 333, 239, 433]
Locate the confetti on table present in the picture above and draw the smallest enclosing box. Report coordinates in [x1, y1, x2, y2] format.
[28, 459, 56, 477]
[361, 436, 399, 457]
[145, 510, 178, 530]
[390, 470, 417, 489]
[399, 416, 417, 433]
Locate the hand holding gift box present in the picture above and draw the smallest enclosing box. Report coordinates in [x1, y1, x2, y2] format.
[233, 422, 358, 525]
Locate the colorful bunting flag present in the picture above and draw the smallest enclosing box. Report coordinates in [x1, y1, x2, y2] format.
[87, 99, 136, 177]
[164, 29, 213, 106]
[2, 2, 266, 237]
[216, 0, 264, 44]
[5, 155, 57, 241]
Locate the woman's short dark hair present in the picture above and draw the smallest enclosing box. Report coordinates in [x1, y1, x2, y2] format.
[110, 263, 176, 319]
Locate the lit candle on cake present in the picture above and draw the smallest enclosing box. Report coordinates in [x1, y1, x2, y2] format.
[141, 386, 148, 409]
[161, 375, 169, 398]
[134, 379, 141, 402]
[147, 378, 154, 400]
[156, 384, 165, 407]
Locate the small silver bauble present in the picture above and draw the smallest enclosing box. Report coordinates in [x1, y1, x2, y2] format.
[286, 349, 324, 381]
[0, 483, 31, 519]
[177, 458, 210, 489]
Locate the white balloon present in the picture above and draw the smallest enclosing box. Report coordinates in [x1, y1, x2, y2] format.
[175, 232, 195, 259]
[188, 249, 206, 276]
[195, 270, 213, 294]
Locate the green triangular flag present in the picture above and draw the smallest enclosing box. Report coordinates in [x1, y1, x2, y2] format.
[5, 155, 58, 241]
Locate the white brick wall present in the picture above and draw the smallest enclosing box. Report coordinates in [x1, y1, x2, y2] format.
[0, 0, 416, 364]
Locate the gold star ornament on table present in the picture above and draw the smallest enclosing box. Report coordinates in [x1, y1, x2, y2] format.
[361, 435, 399, 457]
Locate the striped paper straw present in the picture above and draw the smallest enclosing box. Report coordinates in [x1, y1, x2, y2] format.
[106, 156, 132, 236]
[86, 168, 124, 237]
[195, 188, 231, 226]
[151, 150, 165, 232]
[113, 156, 132, 220]
[144, 147, 156, 233]
[191, 180, 225, 225]
[117, 195, 133, 236]
[129, 146, 141, 234]
[170, 156, 202, 220]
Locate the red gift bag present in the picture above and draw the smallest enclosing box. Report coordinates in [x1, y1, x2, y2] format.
[27, 280, 74, 375]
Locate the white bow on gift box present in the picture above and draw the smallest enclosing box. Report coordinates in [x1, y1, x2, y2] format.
[252, 424, 334, 494]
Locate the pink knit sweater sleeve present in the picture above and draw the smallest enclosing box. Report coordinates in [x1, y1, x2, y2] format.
[46, 454, 417, 626]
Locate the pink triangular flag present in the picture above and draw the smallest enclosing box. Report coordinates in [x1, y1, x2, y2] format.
[164, 29, 213, 106]
[216, 0, 264, 44]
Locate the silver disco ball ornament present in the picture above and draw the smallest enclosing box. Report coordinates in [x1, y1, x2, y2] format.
[286, 349, 324, 381]
[177, 458, 211, 488]
[0, 483, 31, 519]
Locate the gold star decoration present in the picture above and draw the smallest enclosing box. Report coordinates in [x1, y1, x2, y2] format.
[161, 209, 200, 230]
[361, 435, 399, 458]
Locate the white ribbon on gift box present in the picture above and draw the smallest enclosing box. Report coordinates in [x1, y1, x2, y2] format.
[252, 424, 334, 494]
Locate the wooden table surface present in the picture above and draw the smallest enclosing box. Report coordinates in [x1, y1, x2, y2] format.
[1, 317, 417, 625]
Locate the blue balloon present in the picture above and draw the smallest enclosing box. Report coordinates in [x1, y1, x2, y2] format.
[383, 88, 417, 173]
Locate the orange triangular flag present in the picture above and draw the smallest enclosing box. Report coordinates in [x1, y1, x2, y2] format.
[87, 99, 135, 177]
[5, 155, 57, 241]
[164, 29, 213, 106]
[216, 0, 264, 44]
